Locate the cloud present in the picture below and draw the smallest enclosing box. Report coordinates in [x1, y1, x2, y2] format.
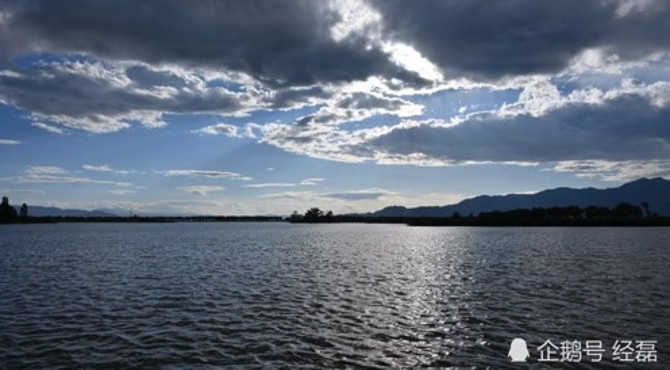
[256, 190, 316, 200]
[243, 178, 324, 188]
[243, 183, 296, 188]
[547, 160, 670, 181]
[177, 185, 225, 196]
[292, 91, 423, 129]
[299, 178, 324, 186]
[25, 166, 67, 176]
[0, 188, 46, 195]
[258, 187, 396, 202]
[368, 92, 670, 164]
[1, 0, 669, 178]
[0, 0, 411, 87]
[32, 121, 65, 134]
[42, 188, 468, 216]
[263, 86, 333, 110]
[108, 189, 138, 196]
[82, 164, 131, 175]
[159, 169, 251, 181]
[0, 139, 21, 145]
[260, 80, 670, 166]
[321, 188, 395, 201]
[0, 61, 246, 133]
[369, 0, 670, 80]
[82, 164, 112, 172]
[18, 166, 131, 186]
[192, 123, 239, 137]
[0, 59, 422, 135]
[259, 188, 394, 201]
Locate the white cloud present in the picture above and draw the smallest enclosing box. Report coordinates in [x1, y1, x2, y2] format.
[547, 160, 670, 181]
[82, 164, 131, 175]
[177, 185, 225, 196]
[258, 77, 670, 167]
[0, 60, 251, 134]
[257, 190, 317, 200]
[321, 188, 396, 201]
[159, 169, 252, 181]
[82, 164, 113, 172]
[329, 0, 382, 43]
[241, 124, 258, 139]
[192, 123, 239, 137]
[498, 77, 563, 117]
[300, 178, 325, 186]
[250, 186, 456, 214]
[0, 188, 46, 195]
[32, 121, 65, 134]
[382, 41, 443, 82]
[259, 187, 395, 201]
[19, 166, 131, 187]
[108, 189, 138, 196]
[25, 166, 68, 176]
[293, 91, 423, 129]
[0, 139, 21, 145]
[615, 0, 658, 17]
[243, 183, 296, 188]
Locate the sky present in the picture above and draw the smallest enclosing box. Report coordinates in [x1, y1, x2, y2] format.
[1, 0, 670, 215]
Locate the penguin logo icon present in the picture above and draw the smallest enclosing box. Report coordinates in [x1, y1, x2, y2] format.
[508, 338, 530, 362]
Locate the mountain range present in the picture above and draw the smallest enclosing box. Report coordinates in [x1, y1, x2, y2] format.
[365, 177, 670, 217]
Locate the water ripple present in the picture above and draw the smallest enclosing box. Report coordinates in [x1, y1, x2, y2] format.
[1, 223, 669, 368]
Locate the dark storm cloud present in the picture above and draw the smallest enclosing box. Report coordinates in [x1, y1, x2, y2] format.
[3, 0, 668, 85]
[0, 0, 410, 86]
[368, 94, 670, 163]
[369, 0, 670, 80]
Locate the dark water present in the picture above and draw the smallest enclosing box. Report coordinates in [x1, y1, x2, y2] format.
[1, 223, 668, 369]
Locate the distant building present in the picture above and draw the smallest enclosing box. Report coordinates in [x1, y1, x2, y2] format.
[20, 203, 28, 218]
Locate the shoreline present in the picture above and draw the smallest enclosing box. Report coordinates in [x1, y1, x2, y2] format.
[3, 215, 669, 227]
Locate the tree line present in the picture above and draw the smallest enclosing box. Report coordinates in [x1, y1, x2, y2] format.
[288, 203, 670, 226]
[288, 207, 334, 223]
[0, 197, 28, 224]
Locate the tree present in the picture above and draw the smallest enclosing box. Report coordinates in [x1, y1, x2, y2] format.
[20, 203, 28, 219]
[290, 210, 302, 222]
[612, 202, 643, 219]
[0, 196, 18, 223]
[585, 206, 609, 220]
[304, 207, 324, 222]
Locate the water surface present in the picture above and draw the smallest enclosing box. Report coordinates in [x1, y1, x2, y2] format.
[1, 223, 668, 368]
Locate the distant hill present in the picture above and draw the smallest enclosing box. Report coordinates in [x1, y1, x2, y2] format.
[13, 205, 118, 217]
[367, 177, 670, 217]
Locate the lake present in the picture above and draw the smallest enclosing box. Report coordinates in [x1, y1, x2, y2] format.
[1, 223, 668, 368]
